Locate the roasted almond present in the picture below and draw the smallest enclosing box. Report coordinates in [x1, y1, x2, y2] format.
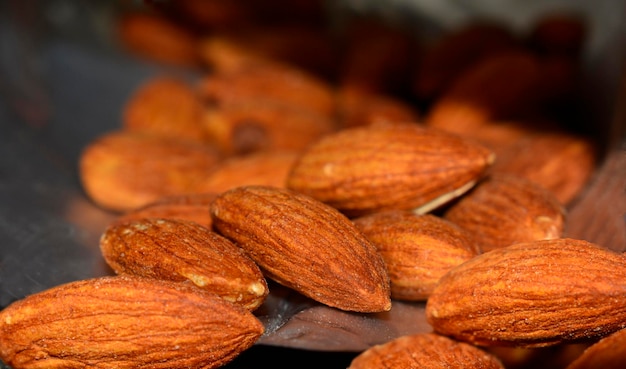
[349, 333, 505, 369]
[566, 328, 626, 369]
[336, 88, 420, 128]
[353, 211, 478, 300]
[286, 123, 494, 217]
[79, 130, 221, 212]
[443, 174, 565, 252]
[0, 275, 264, 369]
[210, 185, 391, 312]
[100, 218, 268, 310]
[426, 238, 626, 348]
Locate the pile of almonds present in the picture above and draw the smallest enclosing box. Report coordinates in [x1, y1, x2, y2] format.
[1, 2, 622, 369]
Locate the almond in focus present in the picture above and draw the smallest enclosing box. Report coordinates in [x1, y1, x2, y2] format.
[0, 275, 264, 369]
[210, 185, 391, 313]
[100, 218, 268, 310]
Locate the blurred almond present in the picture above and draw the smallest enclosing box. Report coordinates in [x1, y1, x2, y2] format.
[566, 328, 626, 369]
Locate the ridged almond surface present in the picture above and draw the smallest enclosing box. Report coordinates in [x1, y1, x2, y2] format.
[426, 238, 626, 348]
[443, 174, 565, 252]
[100, 218, 268, 310]
[286, 123, 494, 217]
[0, 275, 264, 369]
[210, 185, 391, 312]
[349, 333, 504, 369]
[353, 211, 478, 300]
[79, 130, 221, 212]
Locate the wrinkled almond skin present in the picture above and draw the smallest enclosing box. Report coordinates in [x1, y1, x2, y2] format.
[122, 77, 209, 144]
[79, 130, 221, 212]
[349, 333, 505, 369]
[443, 174, 565, 252]
[115, 192, 218, 228]
[353, 211, 478, 300]
[210, 185, 391, 312]
[286, 123, 494, 217]
[566, 328, 626, 369]
[100, 218, 268, 310]
[0, 275, 264, 369]
[426, 238, 626, 348]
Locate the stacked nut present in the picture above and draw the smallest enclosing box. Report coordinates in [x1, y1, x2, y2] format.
[1, 2, 622, 369]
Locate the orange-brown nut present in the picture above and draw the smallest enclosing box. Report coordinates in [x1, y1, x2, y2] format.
[443, 174, 565, 252]
[210, 185, 391, 313]
[353, 211, 478, 300]
[79, 130, 221, 212]
[100, 218, 268, 310]
[0, 275, 264, 369]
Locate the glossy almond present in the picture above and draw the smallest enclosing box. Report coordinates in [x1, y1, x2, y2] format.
[79, 130, 221, 212]
[286, 123, 494, 217]
[426, 238, 626, 347]
[100, 218, 268, 310]
[349, 333, 504, 369]
[210, 185, 391, 312]
[353, 211, 478, 300]
[0, 275, 264, 369]
[443, 174, 565, 252]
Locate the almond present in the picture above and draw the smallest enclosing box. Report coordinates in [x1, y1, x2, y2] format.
[286, 123, 494, 217]
[195, 150, 299, 194]
[566, 328, 626, 369]
[115, 192, 218, 228]
[122, 77, 209, 144]
[426, 238, 626, 347]
[79, 130, 221, 212]
[100, 218, 268, 310]
[353, 211, 478, 300]
[210, 185, 391, 312]
[0, 275, 264, 369]
[336, 88, 420, 128]
[443, 174, 565, 252]
[349, 333, 505, 369]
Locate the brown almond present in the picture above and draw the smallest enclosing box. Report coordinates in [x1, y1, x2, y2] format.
[115, 192, 218, 228]
[353, 211, 478, 300]
[286, 123, 494, 217]
[349, 333, 505, 369]
[195, 150, 299, 194]
[426, 238, 626, 348]
[79, 130, 221, 212]
[122, 77, 209, 144]
[444, 174, 565, 252]
[336, 88, 420, 128]
[0, 275, 264, 369]
[210, 185, 391, 313]
[491, 131, 598, 205]
[100, 218, 268, 310]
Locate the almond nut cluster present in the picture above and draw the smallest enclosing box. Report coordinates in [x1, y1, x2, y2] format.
[1, 2, 620, 369]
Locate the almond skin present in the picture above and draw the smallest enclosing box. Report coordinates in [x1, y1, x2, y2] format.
[443, 174, 565, 252]
[349, 333, 504, 369]
[0, 275, 264, 369]
[210, 185, 391, 313]
[79, 130, 221, 212]
[286, 123, 494, 217]
[100, 218, 268, 310]
[566, 328, 626, 369]
[426, 238, 626, 348]
[353, 211, 478, 300]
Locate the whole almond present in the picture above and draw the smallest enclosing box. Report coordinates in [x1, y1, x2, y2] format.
[353, 211, 478, 300]
[426, 238, 626, 347]
[210, 185, 391, 312]
[100, 218, 268, 310]
[349, 333, 504, 369]
[0, 275, 264, 369]
[115, 192, 218, 228]
[79, 130, 221, 212]
[286, 123, 494, 217]
[444, 174, 565, 252]
[566, 328, 626, 369]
